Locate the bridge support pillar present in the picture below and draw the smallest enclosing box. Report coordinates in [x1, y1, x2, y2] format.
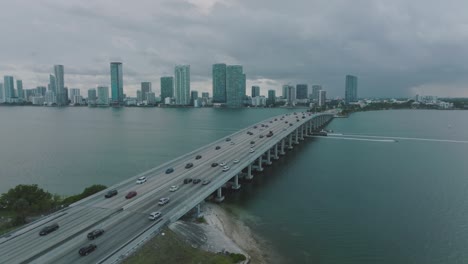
[266, 150, 272, 165]
[274, 143, 279, 159]
[196, 203, 203, 218]
[232, 174, 241, 190]
[305, 123, 309, 136]
[295, 129, 299, 144]
[257, 156, 264, 171]
[215, 187, 225, 202]
[280, 139, 286, 155]
[299, 126, 304, 140]
[309, 121, 313, 134]
[246, 164, 253, 180]
[288, 134, 293, 149]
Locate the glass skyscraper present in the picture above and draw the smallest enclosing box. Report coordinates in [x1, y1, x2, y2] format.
[16, 80, 23, 99]
[110, 62, 124, 105]
[312, 85, 322, 102]
[174, 65, 190, 105]
[97, 86, 109, 106]
[345, 75, 358, 104]
[251, 86, 260, 97]
[226, 65, 244, 107]
[212, 63, 227, 103]
[160, 76, 174, 101]
[3, 76, 15, 101]
[268, 89, 276, 105]
[54, 65, 66, 105]
[141, 82, 151, 101]
[296, 84, 308, 99]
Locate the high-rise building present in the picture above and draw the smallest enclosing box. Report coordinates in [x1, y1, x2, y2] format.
[296, 84, 308, 99]
[285, 85, 296, 106]
[44, 90, 56, 105]
[282, 85, 288, 99]
[174, 65, 190, 105]
[190, 90, 199, 106]
[54, 65, 66, 106]
[69, 88, 80, 100]
[97, 86, 109, 106]
[141, 82, 151, 101]
[268, 89, 276, 106]
[311, 85, 321, 102]
[251, 86, 260, 97]
[88, 88, 97, 105]
[241, 74, 246, 103]
[16, 80, 23, 99]
[136, 91, 142, 103]
[146, 92, 156, 105]
[36, 86, 47, 96]
[212, 63, 227, 103]
[0, 83, 3, 103]
[226, 65, 244, 107]
[49, 75, 56, 94]
[160, 76, 174, 101]
[202, 92, 209, 98]
[110, 62, 124, 105]
[345, 75, 358, 104]
[319, 90, 327, 106]
[3, 76, 15, 102]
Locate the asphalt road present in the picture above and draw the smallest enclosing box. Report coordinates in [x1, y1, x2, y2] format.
[0, 111, 326, 264]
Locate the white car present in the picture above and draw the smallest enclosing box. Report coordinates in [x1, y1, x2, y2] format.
[249, 148, 255, 153]
[169, 185, 179, 192]
[136, 176, 147, 184]
[158, 197, 170, 206]
[233, 159, 239, 164]
[148, 211, 162, 221]
[222, 166, 230, 172]
[219, 162, 226, 166]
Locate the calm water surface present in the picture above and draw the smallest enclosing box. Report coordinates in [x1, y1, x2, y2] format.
[1, 108, 468, 264]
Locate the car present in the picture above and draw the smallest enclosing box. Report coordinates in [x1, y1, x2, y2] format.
[225, 138, 231, 141]
[274, 118, 278, 121]
[259, 135, 264, 138]
[233, 159, 239, 164]
[125, 191, 137, 199]
[247, 131, 253, 135]
[290, 123, 293, 126]
[169, 185, 179, 192]
[39, 223, 59, 236]
[104, 189, 118, 198]
[249, 148, 255, 153]
[285, 121, 288, 123]
[202, 180, 211, 185]
[148, 211, 162, 221]
[253, 126, 257, 128]
[222, 166, 230, 172]
[261, 124, 265, 127]
[79, 244, 97, 256]
[87, 229, 104, 240]
[250, 141, 255, 145]
[136, 176, 147, 184]
[211, 162, 219, 167]
[219, 162, 226, 166]
[185, 163, 193, 169]
[158, 197, 170, 206]
[230, 142, 235, 145]
[165, 168, 174, 174]
[270, 121, 273, 123]
[302, 116, 305, 119]
[184, 178, 193, 184]
[215, 146, 221, 150]
[195, 155, 202, 160]
[266, 132, 273, 138]
[193, 179, 201, 184]
[250, 144, 256, 148]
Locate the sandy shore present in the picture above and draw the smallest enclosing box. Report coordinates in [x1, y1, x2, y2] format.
[170, 202, 277, 264]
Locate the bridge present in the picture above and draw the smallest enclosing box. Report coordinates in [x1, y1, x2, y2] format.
[0, 111, 333, 264]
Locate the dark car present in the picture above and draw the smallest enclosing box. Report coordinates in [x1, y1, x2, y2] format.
[253, 126, 257, 128]
[195, 155, 202, 160]
[104, 189, 118, 198]
[289, 123, 293, 126]
[87, 229, 104, 240]
[39, 223, 59, 236]
[247, 131, 253, 135]
[202, 180, 211, 185]
[125, 191, 137, 199]
[225, 138, 231, 142]
[259, 135, 264, 138]
[185, 163, 193, 169]
[302, 116, 305, 119]
[215, 146, 221, 150]
[211, 162, 219, 167]
[285, 121, 288, 123]
[184, 178, 193, 184]
[266, 133, 273, 137]
[165, 168, 174, 174]
[193, 179, 201, 184]
[79, 244, 97, 256]
[250, 141, 255, 144]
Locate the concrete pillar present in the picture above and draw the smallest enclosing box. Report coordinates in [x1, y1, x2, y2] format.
[267, 150, 272, 165]
[232, 174, 241, 190]
[288, 134, 293, 149]
[281, 139, 286, 155]
[215, 187, 224, 202]
[295, 129, 299, 144]
[309, 121, 313, 133]
[300, 125, 304, 140]
[274, 143, 279, 159]
[257, 156, 263, 171]
[246, 164, 253, 180]
[305, 122, 309, 136]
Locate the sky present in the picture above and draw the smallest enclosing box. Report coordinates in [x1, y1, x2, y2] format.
[1, 0, 468, 98]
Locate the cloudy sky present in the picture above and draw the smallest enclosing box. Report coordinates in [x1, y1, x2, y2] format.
[1, 0, 468, 98]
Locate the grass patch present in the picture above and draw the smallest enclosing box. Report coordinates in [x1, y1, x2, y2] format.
[196, 216, 207, 224]
[122, 228, 243, 264]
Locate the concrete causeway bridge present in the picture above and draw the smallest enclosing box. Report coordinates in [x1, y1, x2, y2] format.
[0, 111, 333, 264]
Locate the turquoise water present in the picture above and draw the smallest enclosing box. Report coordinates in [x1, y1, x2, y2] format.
[1, 108, 468, 263]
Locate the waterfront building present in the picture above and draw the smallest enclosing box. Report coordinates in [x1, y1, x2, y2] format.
[226, 65, 244, 107]
[160, 76, 174, 102]
[31, 96, 44, 105]
[146, 92, 156, 105]
[0, 84, 3, 103]
[251, 96, 267, 107]
[268, 89, 276, 106]
[141, 82, 151, 101]
[97, 86, 109, 106]
[319, 90, 327, 106]
[345, 75, 358, 104]
[251, 86, 260, 97]
[174, 65, 190, 105]
[284, 85, 296, 106]
[110, 62, 124, 105]
[136, 91, 142, 103]
[202, 92, 209, 98]
[69, 88, 80, 100]
[311, 85, 321, 102]
[88, 88, 97, 105]
[16, 80, 23, 99]
[3, 76, 15, 102]
[212, 63, 227, 103]
[36, 86, 47, 96]
[282, 85, 288, 99]
[190, 90, 199, 106]
[296, 84, 308, 100]
[71, 95, 83, 105]
[49, 75, 56, 94]
[54, 65, 66, 106]
[44, 90, 56, 105]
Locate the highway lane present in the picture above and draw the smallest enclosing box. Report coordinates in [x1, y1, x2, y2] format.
[0, 112, 324, 264]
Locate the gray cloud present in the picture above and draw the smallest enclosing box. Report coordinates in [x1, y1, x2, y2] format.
[1, 0, 468, 97]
